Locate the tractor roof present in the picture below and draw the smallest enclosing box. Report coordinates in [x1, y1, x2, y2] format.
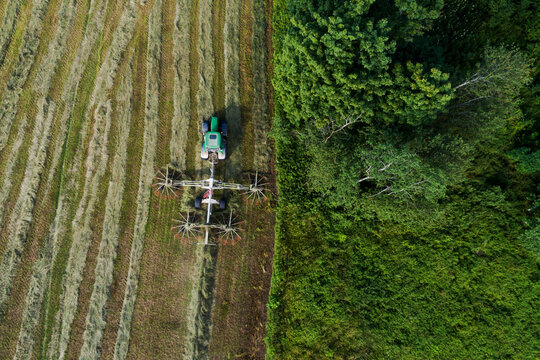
[206, 132, 221, 149]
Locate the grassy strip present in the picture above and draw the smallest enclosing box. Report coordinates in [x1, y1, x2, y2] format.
[0, 99, 56, 310]
[251, 0, 271, 172]
[78, 57, 134, 360]
[0, 1, 8, 27]
[113, 1, 162, 358]
[239, 0, 254, 171]
[66, 6, 137, 357]
[170, 0, 192, 169]
[154, 0, 174, 166]
[224, 0, 242, 179]
[0, 0, 51, 152]
[0, 0, 23, 67]
[0, 0, 63, 256]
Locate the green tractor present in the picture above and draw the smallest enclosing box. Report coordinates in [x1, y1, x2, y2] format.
[201, 116, 227, 161]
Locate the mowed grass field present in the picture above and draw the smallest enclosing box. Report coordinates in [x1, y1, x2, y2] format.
[0, 0, 274, 359]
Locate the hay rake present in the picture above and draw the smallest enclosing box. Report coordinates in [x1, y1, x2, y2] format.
[154, 117, 267, 245]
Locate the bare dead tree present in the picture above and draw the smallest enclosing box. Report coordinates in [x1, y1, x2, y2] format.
[323, 114, 362, 143]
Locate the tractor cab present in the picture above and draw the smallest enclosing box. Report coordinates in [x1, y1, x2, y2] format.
[201, 116, 227, 160]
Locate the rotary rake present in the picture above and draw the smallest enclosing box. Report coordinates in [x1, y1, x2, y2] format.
[154, 116, 267, 245]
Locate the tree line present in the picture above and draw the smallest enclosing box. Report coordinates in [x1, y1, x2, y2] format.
[267, 0, 539, 358]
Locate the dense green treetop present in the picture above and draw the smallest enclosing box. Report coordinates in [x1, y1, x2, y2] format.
[267, 0, 540, 358]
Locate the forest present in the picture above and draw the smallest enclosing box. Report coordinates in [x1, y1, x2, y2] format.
[266, 0, 540, 358]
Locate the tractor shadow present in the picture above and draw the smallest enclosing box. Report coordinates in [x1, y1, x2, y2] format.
[213, 104, 243, 161]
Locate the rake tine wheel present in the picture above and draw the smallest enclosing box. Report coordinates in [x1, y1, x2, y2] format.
[172, 210, 201, 243]
[245, 171, 267, 203]
[217, 210, 244, 245]
[152, 167, 180, 198]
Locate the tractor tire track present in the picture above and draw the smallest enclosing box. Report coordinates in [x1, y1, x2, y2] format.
[113, 1, 161, 358]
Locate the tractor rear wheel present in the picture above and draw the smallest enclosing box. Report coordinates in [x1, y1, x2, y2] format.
[221, 121, 228, 137]
[195, 196, 202, 209]
[202, 121, 209, 135]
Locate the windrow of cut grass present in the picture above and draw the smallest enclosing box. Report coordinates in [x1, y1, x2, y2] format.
[170, 0, 192, 169]
[0, 116, 28, 230]
[42, 2, 116, 350]
[194, 0, 214, 173]
[79, 57, 134, 360]
[224, 0, 242, 179]
[184, 246, 219, 359]
[0, 0, 50, 153]
[0, 0, 63, 258]
[0, 0, 23, 68]
[113, 1, 162, 358]
[0, 98, 56, 311]
[251, 0, 271, 172]
[47, 1, 138, 357]
[47, 99, 114, 360]
[24, 1, 107, 357]
[32, 0, 77, 96]
[97, 13, 151, 360]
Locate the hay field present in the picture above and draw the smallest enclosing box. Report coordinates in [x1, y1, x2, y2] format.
[0, 0, 274, 359]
